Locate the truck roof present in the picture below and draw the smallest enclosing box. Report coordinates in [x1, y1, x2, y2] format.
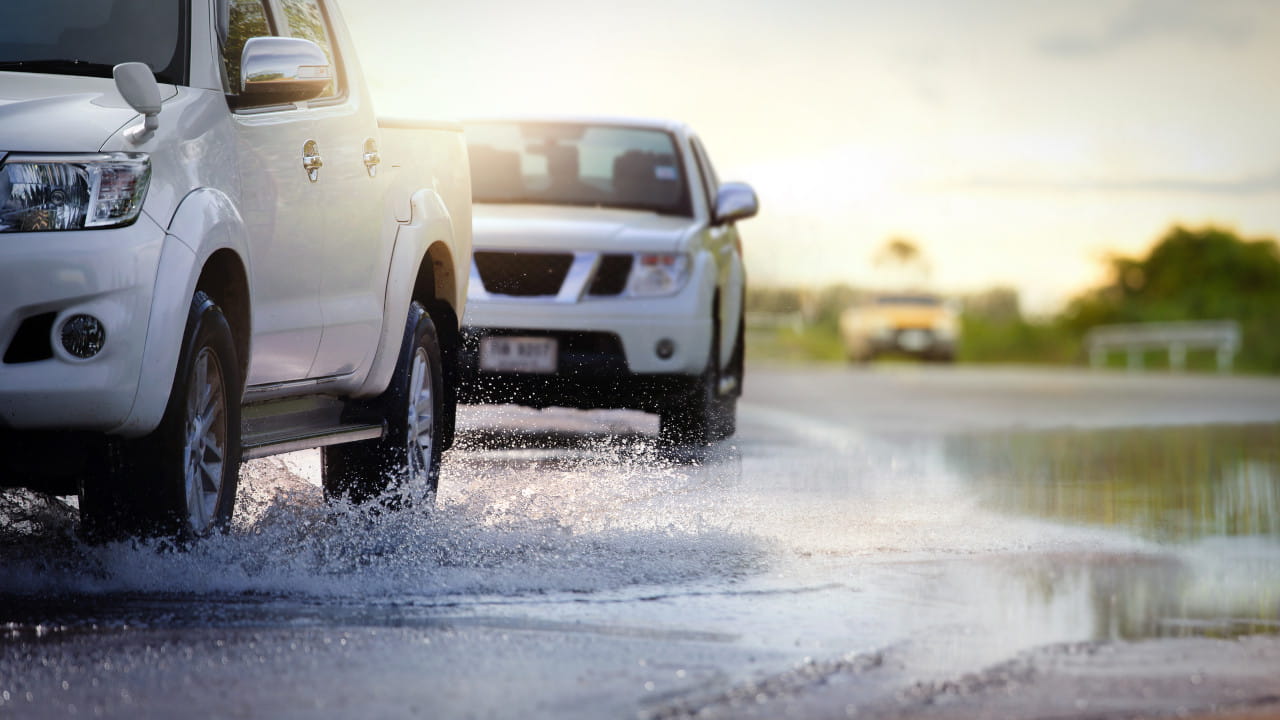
[462, 114, 692, 136]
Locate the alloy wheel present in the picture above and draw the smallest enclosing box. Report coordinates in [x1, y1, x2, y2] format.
[406, 346, 434, 482]
[182, 346, 228, 534]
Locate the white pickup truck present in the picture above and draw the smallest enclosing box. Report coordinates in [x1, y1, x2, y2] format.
[0, 0, 472, 540]
[460, 117, 757, 444]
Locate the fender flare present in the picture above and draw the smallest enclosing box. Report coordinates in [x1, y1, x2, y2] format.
[357, 187, 459, 397]
[691, 248, 719, 365]
[721, 252, 746, 373]
[112, 189, 251, 437]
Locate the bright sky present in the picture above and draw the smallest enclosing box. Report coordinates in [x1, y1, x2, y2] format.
[338, 0, 1280, 313]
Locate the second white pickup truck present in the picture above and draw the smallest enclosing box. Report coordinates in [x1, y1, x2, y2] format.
[0, 0, 472, 540]
[459, 117, 757, 445]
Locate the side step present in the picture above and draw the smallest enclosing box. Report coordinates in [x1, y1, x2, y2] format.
[240, 396, 384, 461]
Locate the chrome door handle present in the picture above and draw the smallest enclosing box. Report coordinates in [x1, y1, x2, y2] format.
[362, 138, 381, 178]
[302, 140, 322, 182]
[363, 150, 381, 177]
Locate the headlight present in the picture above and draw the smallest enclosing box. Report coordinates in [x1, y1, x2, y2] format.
[626, 253, 690, 297]
[0, 153, 151, 233]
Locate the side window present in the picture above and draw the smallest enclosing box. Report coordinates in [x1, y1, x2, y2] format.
[279, 0, 341, 99]
[221, 0, 271, 96]
[690, 137, 720, 215]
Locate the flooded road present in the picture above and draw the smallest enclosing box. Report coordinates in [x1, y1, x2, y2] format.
[2, 366, 1279, 719]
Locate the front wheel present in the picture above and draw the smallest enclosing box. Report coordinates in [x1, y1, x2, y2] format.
[80, 291, 242, 542]
[323, 302, 444, 507]
[659, 320, 735, 446]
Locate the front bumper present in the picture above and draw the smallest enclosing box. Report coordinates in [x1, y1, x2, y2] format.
[459, 290, 712, 411]
[868, 328, 956, 359]
[462, 284, 712, 374]
[0, 218, 167, 431]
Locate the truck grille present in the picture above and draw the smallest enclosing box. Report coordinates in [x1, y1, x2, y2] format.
[474, 252, 636, 298]
[475, 252, 573, 296]
[587, 254, 633, 296]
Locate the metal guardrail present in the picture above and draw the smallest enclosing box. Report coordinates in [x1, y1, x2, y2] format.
[1086, 320, 1241, 373]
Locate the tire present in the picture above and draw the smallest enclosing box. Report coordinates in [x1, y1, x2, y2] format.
[715, 394, 738, 441]
[322, 302, 443, 507]
[659, 316, 732, 446]
[716, 310, 745, 440]
[425, 301, 459, 452]
[80, 291, 242, 542]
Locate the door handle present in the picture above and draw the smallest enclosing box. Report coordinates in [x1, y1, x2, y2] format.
[302, 139, 322, 182]
[363, 138, 381, 178]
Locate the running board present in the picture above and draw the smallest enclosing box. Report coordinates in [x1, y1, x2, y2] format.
[240, 396, 384, 461]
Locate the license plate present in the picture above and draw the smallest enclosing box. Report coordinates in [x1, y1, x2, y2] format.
[479, 336, 558, 373]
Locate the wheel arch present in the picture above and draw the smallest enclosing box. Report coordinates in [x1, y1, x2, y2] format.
[414, 241, 461, 451]
[356, 188, 466, 399]
[113, 189, 251, 437]
[195, 249, 250, 386]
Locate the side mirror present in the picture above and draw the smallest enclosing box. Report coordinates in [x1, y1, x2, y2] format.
[238, 36, 331, 106]
[113, 62, 161, 143]
[713, 182, 759, 225]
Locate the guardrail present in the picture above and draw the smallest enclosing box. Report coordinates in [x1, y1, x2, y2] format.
[1085, 320, 1241, 373]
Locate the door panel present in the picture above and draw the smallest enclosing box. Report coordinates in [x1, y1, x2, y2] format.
[278, 0, 389, 378]
[690, 135, 742, 368]
[224, 0, 324, 386]
[309, 102, 388, 377]
[236, 111, 324, 385]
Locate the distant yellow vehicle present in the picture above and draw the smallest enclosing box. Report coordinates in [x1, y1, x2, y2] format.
[839, 292, 958, 363]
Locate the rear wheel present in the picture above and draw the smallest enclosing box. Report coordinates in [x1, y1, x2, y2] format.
[80, 291, 242, 542]
[323, 302, 443, 507]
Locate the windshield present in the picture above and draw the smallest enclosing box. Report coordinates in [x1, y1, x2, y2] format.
[0, 0, 188, 85]
[465, 122, 692, 217]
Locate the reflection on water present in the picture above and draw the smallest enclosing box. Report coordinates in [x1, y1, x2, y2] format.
[947, 424, 1280, 542]
[946, 424, 1280, 641]
[964, 549, 1280, 645]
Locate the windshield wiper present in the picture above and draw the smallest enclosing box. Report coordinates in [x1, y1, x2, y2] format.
[0, 59, 117, 78]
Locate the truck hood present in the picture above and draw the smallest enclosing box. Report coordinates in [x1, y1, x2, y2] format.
[473, 203, 697, 255]
[0, 72, 176, 153]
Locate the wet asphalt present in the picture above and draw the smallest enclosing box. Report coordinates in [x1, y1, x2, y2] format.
[2, 364, 1279, 719]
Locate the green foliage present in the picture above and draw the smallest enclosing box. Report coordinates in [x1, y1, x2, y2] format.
[745, 324, 845, 364]
[744, 286, 804, 315]
[744, 286, 848, 364]
[958, 313, 1079, 365]
[1063, 225, 1280, 373]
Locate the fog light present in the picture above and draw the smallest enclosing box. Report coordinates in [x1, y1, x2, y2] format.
[60, 314, 106, 359]
[655, 338, 675, 360]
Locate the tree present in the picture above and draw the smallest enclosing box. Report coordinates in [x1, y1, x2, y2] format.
[872, 236, 931, 287]
[1064, 225, 1280, 372]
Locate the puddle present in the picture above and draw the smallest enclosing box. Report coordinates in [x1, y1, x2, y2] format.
[944, 424, 1280, 642]
[947, 424, 1280, 542]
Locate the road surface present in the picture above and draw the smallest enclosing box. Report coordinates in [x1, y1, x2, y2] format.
[2, 365, 1279, 719]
